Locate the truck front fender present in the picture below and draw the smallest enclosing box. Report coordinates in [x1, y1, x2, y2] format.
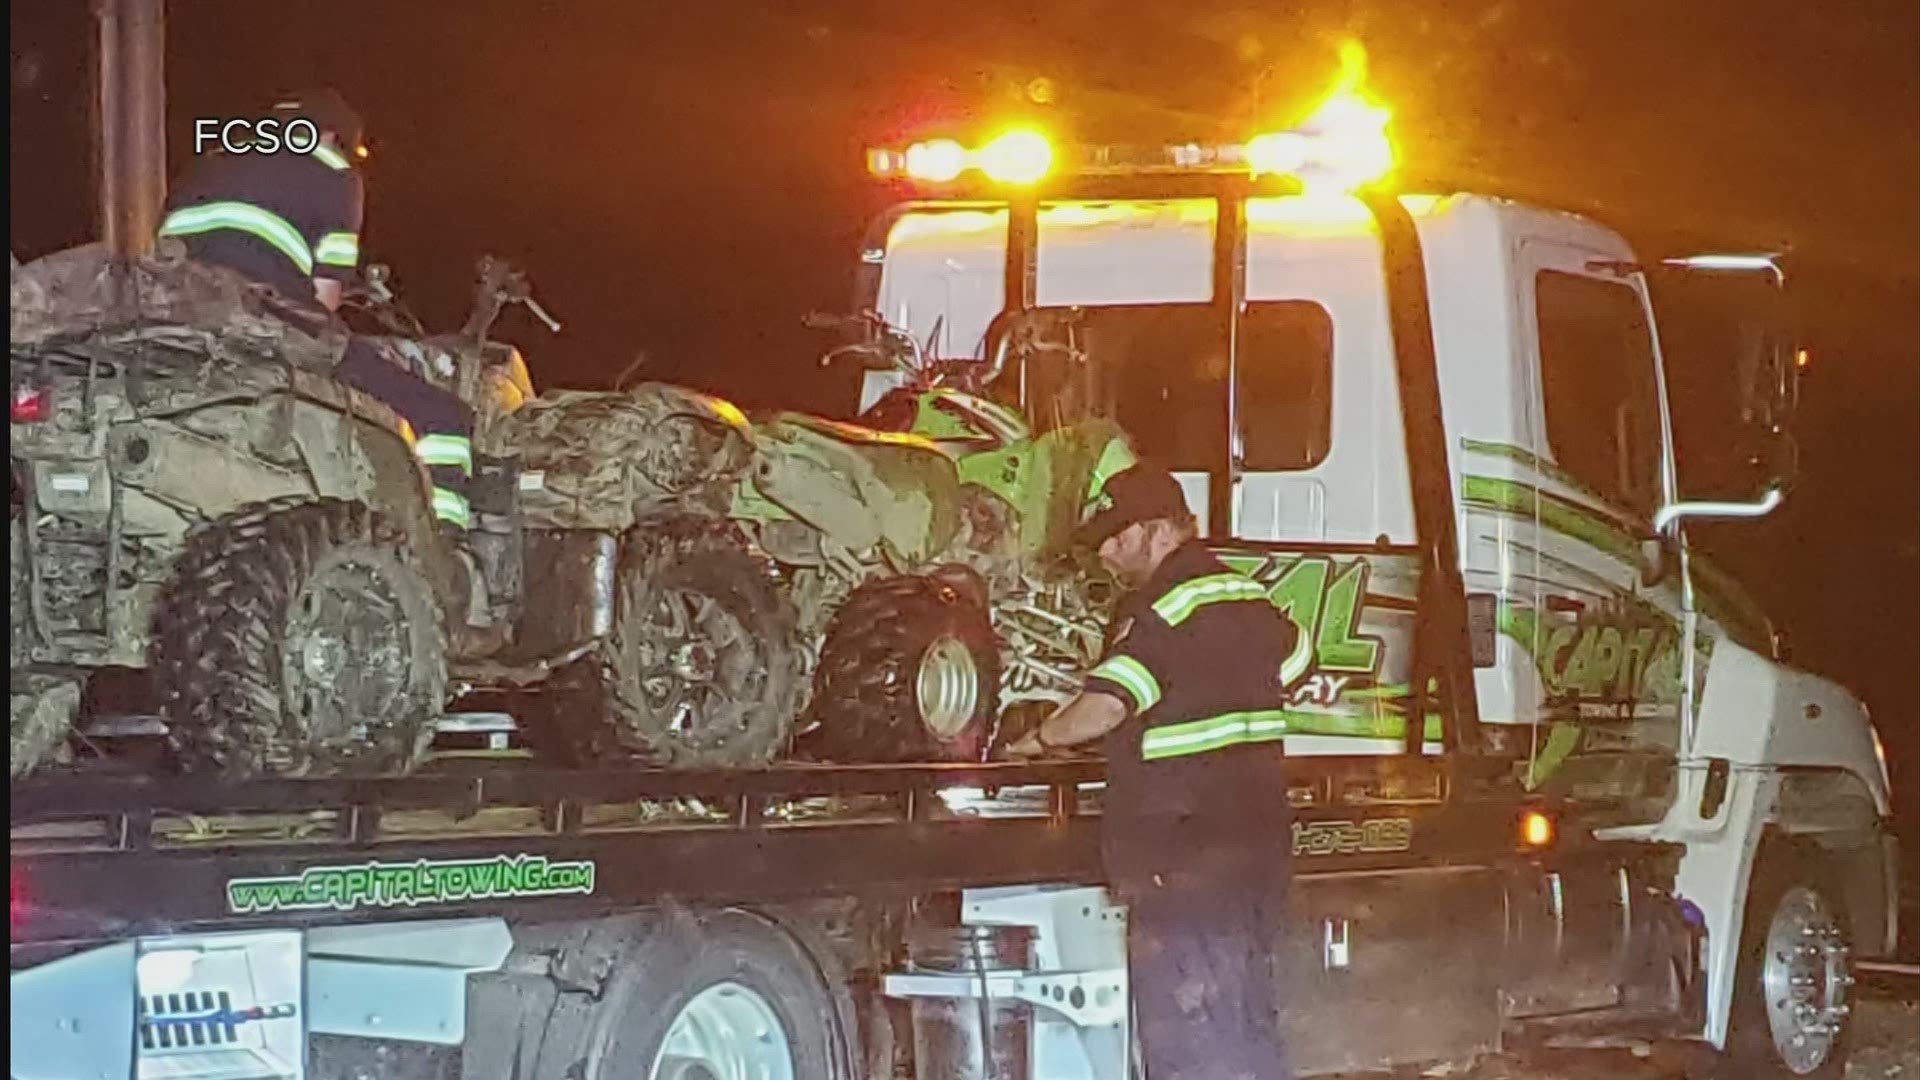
[1690, 638, 1888, 813]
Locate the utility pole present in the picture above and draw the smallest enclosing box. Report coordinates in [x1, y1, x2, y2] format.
[93, 0, 166, 259]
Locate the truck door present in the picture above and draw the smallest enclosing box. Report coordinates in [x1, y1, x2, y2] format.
[1513, 243, 1682, 821]
[1227, 223, 1433, 756]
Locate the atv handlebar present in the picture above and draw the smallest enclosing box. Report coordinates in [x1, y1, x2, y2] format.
[463, 256, 562, 341]
[804, 309, 929, 375]
[520, 295, 563, 333]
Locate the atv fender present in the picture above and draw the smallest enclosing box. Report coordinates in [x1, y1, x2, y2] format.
[751, 413, 963, 565]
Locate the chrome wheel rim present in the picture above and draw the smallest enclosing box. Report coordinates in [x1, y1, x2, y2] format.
[916, 634, 979, 740]
[648, 980, 795, 1080]
[1761, 884, 1852, 1074]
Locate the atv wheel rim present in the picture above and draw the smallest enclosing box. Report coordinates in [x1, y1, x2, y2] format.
[1761, 884, 1852, 1074]
[636, 587, 765, 752]
[649, 980, 795, 1080]
[916, 634, 979, 740]
[283, 555, 417, 747]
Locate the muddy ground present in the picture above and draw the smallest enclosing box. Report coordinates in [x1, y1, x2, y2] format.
[1849, 995, 1920, 1078]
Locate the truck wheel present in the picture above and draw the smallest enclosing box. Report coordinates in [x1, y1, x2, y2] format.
[153, 499, 446, 777]
[805, 566, 1000, 763]
[589, 911, 854, 1080]
[605, 519, 803, 767]
[1718, 841, 1855, 1079]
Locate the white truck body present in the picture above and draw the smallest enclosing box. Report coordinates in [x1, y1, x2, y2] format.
[863, 190, 1896, 1048]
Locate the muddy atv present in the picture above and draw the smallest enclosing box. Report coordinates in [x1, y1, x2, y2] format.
[343, 258, 807, 770]
[11, 243, 458, 779]
[11, 247, 798, 780]
[728, 311, 1128, 763]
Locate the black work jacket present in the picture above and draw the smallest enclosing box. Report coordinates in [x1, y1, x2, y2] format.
[158, 142, 364, 303]
[1084, 541, 1299, 886]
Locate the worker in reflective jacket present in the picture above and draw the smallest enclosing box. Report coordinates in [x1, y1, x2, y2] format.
[1009, 461, 1299, 1080]
[158, 89, 476, 533]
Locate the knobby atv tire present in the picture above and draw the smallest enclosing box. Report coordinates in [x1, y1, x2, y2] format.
[11, 507, 76, 780]
[153, 499, 447, 777]
[806, 566, 1001, 763]
[603, 518, 804, 768]
[11, 672, 79, 781]
[10, 505, 28, 667]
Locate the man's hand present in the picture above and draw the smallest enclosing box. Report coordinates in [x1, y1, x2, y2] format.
[313, 277, 344, 313]
[1001, 691, 1128, 760]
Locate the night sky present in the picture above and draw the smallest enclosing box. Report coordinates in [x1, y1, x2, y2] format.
[11, 1, 1918, 901]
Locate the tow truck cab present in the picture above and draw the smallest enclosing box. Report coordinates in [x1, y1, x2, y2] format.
[855, 135, 1895, 1070]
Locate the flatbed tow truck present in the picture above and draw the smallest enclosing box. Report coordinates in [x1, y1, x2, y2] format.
[10, 41, 1899, 1080]
[12, 751, 1655, 1080]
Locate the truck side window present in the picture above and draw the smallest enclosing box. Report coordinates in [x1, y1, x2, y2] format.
[1026, 302, 1335, 474]
[1042, 304, 1227, 472]
[1535, 271, 1664, 518]
[1237, 300, 1334, 471]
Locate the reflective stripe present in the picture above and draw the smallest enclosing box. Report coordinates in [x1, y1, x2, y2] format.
[311, 144, 352, 171]
[1088, 654, 1162, 712]
[159, 202, 314, 274]
[1089, 437, 1139, 494]
[314, 231, 360, 267]
[1141, 709, 1290, 761]
[1083, 437, 1140, 517]
[431, 487, 471, 529]
[413, 434, 474, 475]
[1150, 573, 1271, 627]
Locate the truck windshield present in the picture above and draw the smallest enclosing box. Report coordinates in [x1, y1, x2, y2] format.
[1015, 301, 1335, 472]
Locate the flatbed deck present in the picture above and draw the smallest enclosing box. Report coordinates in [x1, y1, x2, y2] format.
[11, 750, 1530, 968]
[9, 760, 1110, 958]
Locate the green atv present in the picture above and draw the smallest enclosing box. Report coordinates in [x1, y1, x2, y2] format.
[730, 310, 1131, 762]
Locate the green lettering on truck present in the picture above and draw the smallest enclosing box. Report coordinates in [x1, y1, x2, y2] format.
[225, 853, 598, 915]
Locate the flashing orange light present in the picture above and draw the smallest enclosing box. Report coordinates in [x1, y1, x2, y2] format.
[1794, 348, 1811, 370]
[977, 129, 1054, 185]
[1245, 132, 1311, 179]
[1249, 39, 1395, 195]
[1520, 809, 1555, 848]
[904, 138, 968, 183]
[870, 131, 1054, 186]
[865, 42, 1394, 191]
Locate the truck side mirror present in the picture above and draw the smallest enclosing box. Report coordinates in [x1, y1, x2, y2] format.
[1651, 253, 1800, 533]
